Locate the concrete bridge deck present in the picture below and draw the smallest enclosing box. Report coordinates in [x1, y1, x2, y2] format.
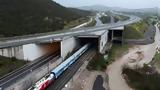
[0, 15, 141, 48]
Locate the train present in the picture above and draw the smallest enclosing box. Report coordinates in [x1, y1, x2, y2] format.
[28, 44, 90, 90]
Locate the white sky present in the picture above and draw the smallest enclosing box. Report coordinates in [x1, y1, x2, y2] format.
[54, 0, 160, 9]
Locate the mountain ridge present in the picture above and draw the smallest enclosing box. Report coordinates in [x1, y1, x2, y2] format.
[0, 0, 91, 37]
[78, 5, 159, 15]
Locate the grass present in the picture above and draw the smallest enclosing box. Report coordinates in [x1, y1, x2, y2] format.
[123, 21, 149, 39]
[99, 16, 111, 24]
[87, 44, 130, 71]
[122, 52, 160, 90]
[87, 53, 107, 71]
[154, 52, 160, 69]
[0, 0, 91, 37]
[85, 18, 97, 27]
[113, 15, 130, 22]
[107, 44, 130, 64]
[0, 56, 27, 77]
[63, 17, 89, 29]
[123, 67, 160, 90]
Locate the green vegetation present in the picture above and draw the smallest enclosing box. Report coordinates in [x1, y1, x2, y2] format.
[154, 52, 160, 69]
[85, 18, 97, 27]
[123, 11, 159, 25]
[113, 15, 130, 22]
[0, 56, 27, 77]
[123, 66, 160, 90]
[107, 44, 130, 64]
[99, 16, 111, 24]
[114, 16, 119, 23]
[123, 52, 160, 90]
[87, 53, 107, 71]
[0, 0, 91, 37]
[123, 21, 149, 39]
[63, 17, 89, 29]
[143, 16, 159, 25]
[87, 44, 130, 71]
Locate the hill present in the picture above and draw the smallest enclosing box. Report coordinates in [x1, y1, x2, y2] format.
[78, 5, 159, 15]
[69, 8, 93, 16]
[78, 5, 131, 12]
[78, 5, 111, 11]
[0, 0, 91, 37]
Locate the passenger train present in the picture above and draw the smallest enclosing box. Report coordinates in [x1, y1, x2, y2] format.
[28, 44, 90, 90]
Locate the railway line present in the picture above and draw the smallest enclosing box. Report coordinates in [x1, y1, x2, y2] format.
[0, 51, 60, 89]
[46, 47, 96, 90]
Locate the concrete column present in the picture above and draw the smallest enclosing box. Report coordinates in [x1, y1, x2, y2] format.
[112, 30, 114, 41]
[0, 46, 24, 60]
[99, 30, 108, 53]
[122, 31, 124, 45]
[61, 37, 79, 60]
[23, 43, 60, 61]
[2, 49, 4, 56]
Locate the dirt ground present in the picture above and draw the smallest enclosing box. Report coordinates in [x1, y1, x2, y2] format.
[62, 24, 160, 90]
[106, 24, 160, 90]
[62, 60, 108, 90]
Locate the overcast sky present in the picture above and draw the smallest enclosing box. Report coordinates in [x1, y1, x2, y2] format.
[54, 0, 160, 9]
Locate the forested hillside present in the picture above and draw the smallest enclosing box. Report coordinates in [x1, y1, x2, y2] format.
[0, 0, 91, 37]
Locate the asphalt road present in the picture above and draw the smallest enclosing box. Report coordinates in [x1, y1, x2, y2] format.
[46, 48, 96, 90]
[0, 14, 141, 48]
[0, 52, 59, 89]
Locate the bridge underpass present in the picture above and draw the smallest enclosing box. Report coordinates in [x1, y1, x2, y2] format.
[109, 26, 124, 44]
[0, 42, 61, 61]
[0, 13, 141, 90]
[0, 25, 124, 62]
[0, 26, 124, 90]
[0, 29, 110, 90]
[0, 36, 79, 61]
[77, 30, 108, 53]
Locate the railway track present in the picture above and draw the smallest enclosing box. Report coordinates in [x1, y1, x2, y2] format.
[0, 51, 60, 88]
[46, 48, 96, 90]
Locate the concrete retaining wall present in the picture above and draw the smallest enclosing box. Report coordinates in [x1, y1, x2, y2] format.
[99, 30, 108, 53]
[0, 43, 60, 61]
[23, 42, 60, 61]
[4, 58, 62, 90]
[0, 46, 24, 60]
[61, 37, 79, 60]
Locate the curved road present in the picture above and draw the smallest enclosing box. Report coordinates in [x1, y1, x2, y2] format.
[0, 14, 141, 48]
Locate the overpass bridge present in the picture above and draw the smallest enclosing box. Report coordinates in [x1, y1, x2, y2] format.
[0, 13, 141, 90]
[0, 15, 140, 48]
[0, 14, 141, 61]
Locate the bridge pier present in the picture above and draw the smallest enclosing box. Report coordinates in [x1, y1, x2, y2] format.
[23, 42, 60, 61]
[99, 30, 108, 53]
[0, 46, 24, 60]
[0, 26, 124, 61]
[109, 26, 124, 44]
[76, 30, 109, 54]
[0, 42, 61, 61]
[60, 37, 79, 60]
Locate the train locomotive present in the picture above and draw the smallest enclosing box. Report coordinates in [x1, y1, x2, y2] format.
[29, 44, 90, 90]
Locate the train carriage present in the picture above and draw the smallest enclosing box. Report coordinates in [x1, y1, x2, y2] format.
[29, 44, 90, 90]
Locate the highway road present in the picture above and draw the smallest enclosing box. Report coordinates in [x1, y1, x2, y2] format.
[0, 14, 141, 48]
[46, 47, 96, 90]
[0, 52, 60, 89]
